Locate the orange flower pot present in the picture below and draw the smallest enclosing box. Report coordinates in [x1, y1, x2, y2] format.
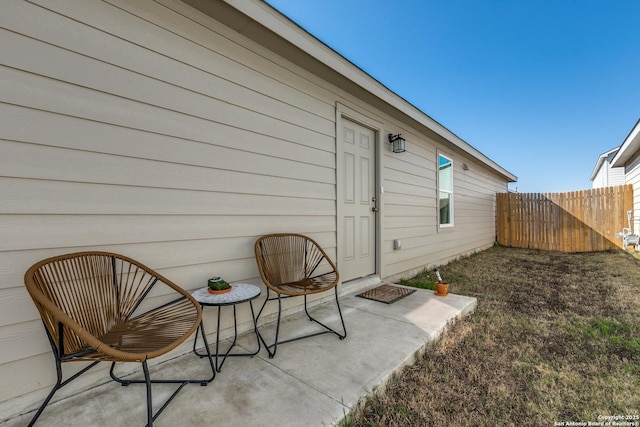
[435, 282, 449, 296]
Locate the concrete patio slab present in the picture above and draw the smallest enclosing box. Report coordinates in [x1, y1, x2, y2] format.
[4, 284, 476, 427]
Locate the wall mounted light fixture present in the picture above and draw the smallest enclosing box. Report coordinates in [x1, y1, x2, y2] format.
[387, 133, 406, 153]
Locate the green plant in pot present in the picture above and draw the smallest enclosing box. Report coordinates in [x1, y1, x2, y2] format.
[208, 276, 231, 294]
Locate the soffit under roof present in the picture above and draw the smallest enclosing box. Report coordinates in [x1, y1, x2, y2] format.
[611, 119, 640, 168]
[182, 0, 517, 182]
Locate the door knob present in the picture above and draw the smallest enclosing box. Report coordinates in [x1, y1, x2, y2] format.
[371, 207, 378, 212]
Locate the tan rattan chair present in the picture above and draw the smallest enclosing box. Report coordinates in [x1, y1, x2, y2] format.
[24, 251, 215, 426]
[254, 233, 347, 358]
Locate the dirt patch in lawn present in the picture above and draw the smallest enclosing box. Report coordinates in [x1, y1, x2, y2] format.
[343, 246, 640, 427]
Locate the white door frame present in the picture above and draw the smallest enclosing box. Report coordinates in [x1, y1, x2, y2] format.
[336, 103, 383, 282]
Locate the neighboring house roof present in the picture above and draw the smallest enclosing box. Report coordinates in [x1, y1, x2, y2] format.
[589, 146, 620, 181]
[183, 0, 517, 183]
[611, 118, 640, 168]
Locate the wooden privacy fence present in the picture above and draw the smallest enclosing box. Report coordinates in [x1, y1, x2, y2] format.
[496, 184, 633, 252]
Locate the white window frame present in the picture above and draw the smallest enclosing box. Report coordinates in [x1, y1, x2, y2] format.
[438, 152, 454, 228]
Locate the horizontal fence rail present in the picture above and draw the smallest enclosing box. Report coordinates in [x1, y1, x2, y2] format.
[496, 184, 633, 252]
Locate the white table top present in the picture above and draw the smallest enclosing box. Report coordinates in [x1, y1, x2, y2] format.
[191, 283, 261, 306]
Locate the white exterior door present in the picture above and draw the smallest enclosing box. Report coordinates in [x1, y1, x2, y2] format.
[340, 119, 376, 281]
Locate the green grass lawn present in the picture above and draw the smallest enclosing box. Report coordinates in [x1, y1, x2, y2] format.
[343, 245, 640, 427]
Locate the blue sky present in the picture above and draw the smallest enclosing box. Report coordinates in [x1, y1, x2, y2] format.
[265, 0, 640, 193]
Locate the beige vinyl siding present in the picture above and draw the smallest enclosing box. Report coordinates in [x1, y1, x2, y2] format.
[0, 0, 339, 414]
[608, 165, 626, 187]
[0, 0, 512, 419]
[382, 136, 506, 279]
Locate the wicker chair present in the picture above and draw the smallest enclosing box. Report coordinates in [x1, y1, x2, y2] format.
[24, 252, 215, 426]
[254, 233, 347, 358]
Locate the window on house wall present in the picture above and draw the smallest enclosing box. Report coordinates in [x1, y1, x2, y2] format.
[438, 153, 453, 227]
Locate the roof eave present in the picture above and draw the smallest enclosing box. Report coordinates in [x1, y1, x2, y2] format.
[589, 157, 606, 182]
[182, 0, 517, 182]
[611, 119, 640, 168]
[589, 147, 620, 181]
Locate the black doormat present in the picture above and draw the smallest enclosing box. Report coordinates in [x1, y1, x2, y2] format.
[356, 284, 416, 304]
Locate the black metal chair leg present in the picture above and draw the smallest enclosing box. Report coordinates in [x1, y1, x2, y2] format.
[304, 294, 312, 320]
[29, 356, 101, 426]
[255, 289, 279, 359]
[256, 287, 347, 358]
[28, 359, 62, 427]
[256, 290, 270, 355]
[271, 294, 283, 358]
[248, 300, 262, 357]
[106, 344, 213, 426]
[109, 361, 194, 426]
[303, 287, 347, 340]
[143, 360, 153, 427]
[334, 287, 347, 340]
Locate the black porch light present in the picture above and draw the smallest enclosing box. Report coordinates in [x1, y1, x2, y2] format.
[388, 133, 406, 153]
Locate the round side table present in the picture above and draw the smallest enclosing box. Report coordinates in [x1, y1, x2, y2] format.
[191, 283, 261, 372]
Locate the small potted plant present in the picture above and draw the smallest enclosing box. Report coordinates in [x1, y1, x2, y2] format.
[207, 276, 232, 294]
[433, 268, 448, 296]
